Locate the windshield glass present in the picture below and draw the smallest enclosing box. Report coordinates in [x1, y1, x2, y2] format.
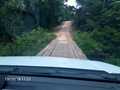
[0, 0, 120, 72]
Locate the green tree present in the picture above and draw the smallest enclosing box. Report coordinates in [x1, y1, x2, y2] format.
[0, 0, 65, 42]
[74, 0, 120, 60]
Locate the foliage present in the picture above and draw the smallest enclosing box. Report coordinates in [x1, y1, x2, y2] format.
[74, 31, 120, 66]
[38, 0, 65, 28]
[0, 0, 37, 42]
[0, 27, 55, 56]
[74, 0, 120, 65]
[62, 5, 76, 21]
[0, 0, 74, 56]
[0, 0, 65, 42]
[74, 31, 104, 61]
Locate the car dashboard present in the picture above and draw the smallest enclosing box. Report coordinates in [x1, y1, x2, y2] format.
[0, 66, 120, 90]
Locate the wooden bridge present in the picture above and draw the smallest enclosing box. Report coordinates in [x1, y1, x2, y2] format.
[37, 21, 87, 59]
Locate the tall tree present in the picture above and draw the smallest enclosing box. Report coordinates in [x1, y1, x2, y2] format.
[0, 0, 65, 42]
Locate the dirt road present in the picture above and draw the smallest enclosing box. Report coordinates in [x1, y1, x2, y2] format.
[37, 21, 87, 59]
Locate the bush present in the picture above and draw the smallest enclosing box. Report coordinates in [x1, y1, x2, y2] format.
[74, 31, 104, 61]
[92, 27, 120, 58]
[0, 27, 55, 56]
[105, 58, 120, 67]
[74, 30, 120, 66]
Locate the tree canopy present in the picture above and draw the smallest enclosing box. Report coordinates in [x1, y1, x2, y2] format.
[0, 0, 66, 42]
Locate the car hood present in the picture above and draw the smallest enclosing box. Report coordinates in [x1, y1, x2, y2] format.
[0, 57, 120, 74]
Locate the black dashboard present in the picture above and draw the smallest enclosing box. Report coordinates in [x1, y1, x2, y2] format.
[0, 66, 120, 90]
[1, 75, 120, 90]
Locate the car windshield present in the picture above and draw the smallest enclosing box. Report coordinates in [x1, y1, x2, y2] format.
[0, 0, 120, 75]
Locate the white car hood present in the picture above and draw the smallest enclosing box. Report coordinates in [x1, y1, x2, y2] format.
[0, 57, 120, 74]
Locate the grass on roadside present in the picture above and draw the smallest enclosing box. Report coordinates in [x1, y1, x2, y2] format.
[0, 27, 55, 56]
[74, 31, 120, 66]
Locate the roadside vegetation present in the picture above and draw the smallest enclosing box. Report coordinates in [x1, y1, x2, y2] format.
[74, 0, 120, 66]
[0, 0, 68, 56]
[74, 31, 120, 66]
[0, 27, 55, 56]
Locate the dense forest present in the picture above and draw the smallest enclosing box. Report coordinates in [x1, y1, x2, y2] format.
[74, 0, 120, 66]
[0, 0, 120, 66]
[0, 0, 65, 41]
[0, 0, 68, 55]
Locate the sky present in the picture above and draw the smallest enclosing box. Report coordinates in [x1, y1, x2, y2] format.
[64, 0, 77, 7]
